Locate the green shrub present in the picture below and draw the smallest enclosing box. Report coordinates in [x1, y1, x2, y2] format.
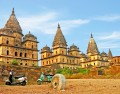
[56, 68, 73, 75]
[105, 74, 112, 78]
[76, 68, 90, 75]
[11, 59, 19, 65]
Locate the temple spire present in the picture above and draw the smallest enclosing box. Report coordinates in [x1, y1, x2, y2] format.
[87, 34, 99, 55]
[4, 8, 22, 34]
[52, 24, 67, 48]
[108, 49, 113, 58]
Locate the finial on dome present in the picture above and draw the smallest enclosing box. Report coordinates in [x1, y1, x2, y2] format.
[91, 33, 93, 38]
[12, 8, 15, 15]
[58, 23, 60, 28]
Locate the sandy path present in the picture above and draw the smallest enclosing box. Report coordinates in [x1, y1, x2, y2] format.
[0, 79, 120, 94]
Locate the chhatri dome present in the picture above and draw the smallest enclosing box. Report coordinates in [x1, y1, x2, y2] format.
[23, 31, 37, 42]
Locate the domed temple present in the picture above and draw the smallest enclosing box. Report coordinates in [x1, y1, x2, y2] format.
[0, 9, 113, 68]
[0, 9, 39, 66]
[40, 24, 112, 69]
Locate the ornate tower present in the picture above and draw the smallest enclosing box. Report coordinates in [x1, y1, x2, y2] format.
[4, 8, 23, 47]
[87, 34, 102, 67]
[52, 24, 67, 55]
[5, 8, 22, 33]
[87, 34, 99, 56]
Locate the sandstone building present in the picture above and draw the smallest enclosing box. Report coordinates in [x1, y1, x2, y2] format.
[0, 9, 39, 66]
[112, 56, 120, 65]
[40, 24, 112, 69]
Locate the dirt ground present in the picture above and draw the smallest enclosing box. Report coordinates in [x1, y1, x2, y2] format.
[0, 79, 120, 94]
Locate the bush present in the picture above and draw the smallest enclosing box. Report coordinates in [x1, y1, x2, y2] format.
[76, 68, 90, 75]
[105, 74, 112, 78]
[11, 59, 19, 65]
[56, 68, 90, 79]
[56, 68, 73, 75]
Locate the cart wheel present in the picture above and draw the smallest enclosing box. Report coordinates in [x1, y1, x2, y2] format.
[51, 74, 66, 90]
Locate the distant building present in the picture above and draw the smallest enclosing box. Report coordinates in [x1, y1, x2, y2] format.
[40, 24, 112, 69]
[112, 56, 120, 65]
[0, 9, 39, 66]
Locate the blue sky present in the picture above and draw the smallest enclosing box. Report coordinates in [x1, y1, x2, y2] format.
[1, 0, 120, 58]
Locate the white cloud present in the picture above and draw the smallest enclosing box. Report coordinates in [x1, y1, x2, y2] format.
[18, 12, 57, 34]
[98, 41, 119, 49]
[97, 31, 120, 49]
[59, 19, 90, 32]
[98, 31, 120, 40]
[18, 12, 90, 34]
[94, 14, 120, 22]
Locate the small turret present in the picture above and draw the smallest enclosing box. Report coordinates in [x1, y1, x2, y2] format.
[41, 45, 52, 60]
[68, 43, 80, 56]
[101, 51, 107, 57]
[23, 31, 37, 42]
[41, 45, 51, 53]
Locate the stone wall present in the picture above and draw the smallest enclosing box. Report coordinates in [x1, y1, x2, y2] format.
[0, 64, 44, 85]
[1, 64, 120, 85]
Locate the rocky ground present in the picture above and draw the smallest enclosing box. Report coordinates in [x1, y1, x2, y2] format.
[0, 79, 120, 94]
